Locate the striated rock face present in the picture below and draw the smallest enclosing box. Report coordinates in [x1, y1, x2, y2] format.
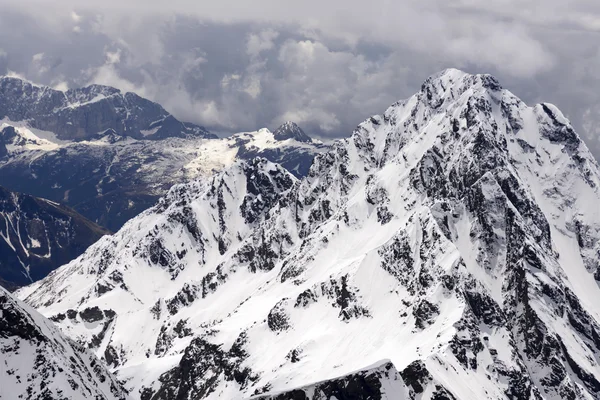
[17, 69, 600, 400]
[0, 185, 109, 289]
[0, 286, 129, 400]
[0, 76, 214, 141]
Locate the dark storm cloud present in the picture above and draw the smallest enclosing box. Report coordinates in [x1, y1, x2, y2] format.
[1, 0, 600, 159]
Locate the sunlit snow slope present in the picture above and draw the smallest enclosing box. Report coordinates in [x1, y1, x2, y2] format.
[18, 69, 600, 400]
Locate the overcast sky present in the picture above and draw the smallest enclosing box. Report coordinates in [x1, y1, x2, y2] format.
[1, 0, 600, 158]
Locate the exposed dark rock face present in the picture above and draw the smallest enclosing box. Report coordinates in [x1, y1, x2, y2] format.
[267, 298, 291, 332]
[0, 185, 109, 289]
[294, 275, 371, 321]
[146, 333, 259, 400]
[0, 126, 11, 158]
[80, 306, 106, 323]
[241, 158, 296, 224]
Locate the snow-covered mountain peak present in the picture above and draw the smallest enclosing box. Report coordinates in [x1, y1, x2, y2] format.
[349, 68, 598, 177]
[17, 70, 600, 400]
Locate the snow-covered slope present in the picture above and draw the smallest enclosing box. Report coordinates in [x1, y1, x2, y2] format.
[0, 286, 129, 399]
[18, 69, 600, 399]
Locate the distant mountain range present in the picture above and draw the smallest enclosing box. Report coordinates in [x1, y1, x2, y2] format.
[0, 76, 214, 141]
[0, 77, 327, 231]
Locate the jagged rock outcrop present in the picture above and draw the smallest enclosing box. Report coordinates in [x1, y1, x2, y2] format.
[255, 360, 456, 400]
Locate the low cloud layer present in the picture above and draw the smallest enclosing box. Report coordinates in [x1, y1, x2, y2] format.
[1, 1, 600, 159]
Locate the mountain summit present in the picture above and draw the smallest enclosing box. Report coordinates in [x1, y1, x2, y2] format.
[273, 121, 313, 143]
[17, 69, 600, 399]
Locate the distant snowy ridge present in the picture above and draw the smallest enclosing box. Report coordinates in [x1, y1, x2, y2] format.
[17, 69, 600, 400]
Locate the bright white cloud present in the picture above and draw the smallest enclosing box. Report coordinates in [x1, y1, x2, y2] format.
[70, 10, 81, 22]
[52, 80, 69, 91]
[6, 70, 28, 80]
[85, 62, 146, 96]
[104, 49, 121, 64]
